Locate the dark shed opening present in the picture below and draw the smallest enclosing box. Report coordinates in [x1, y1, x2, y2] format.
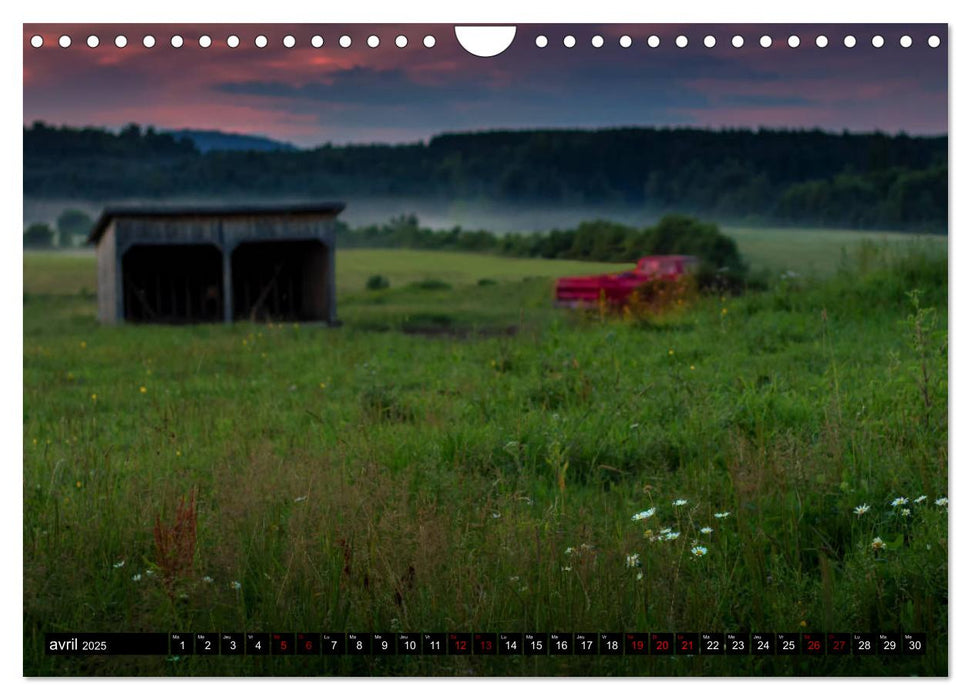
[231, 240, 328, 322]
[122, 244, 223, 323]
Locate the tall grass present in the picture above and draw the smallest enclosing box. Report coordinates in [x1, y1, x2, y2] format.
[23, 242, 946, 676]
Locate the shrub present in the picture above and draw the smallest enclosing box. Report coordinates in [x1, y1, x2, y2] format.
[409, 278, 452, 291]
[365, 274, 390, 291]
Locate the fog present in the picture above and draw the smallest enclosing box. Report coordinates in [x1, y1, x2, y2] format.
[24, 196, 667, 235]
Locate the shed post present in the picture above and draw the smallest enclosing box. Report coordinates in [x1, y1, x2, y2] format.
[222, 248, 233, 324]
[327, 239, 337, 324]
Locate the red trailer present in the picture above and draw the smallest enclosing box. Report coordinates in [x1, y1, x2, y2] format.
[554, 255, 697, 307]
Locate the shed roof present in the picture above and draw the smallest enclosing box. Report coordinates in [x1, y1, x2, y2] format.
[88, 202, 346, 244]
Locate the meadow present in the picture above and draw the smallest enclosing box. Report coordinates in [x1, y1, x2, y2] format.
[23, 230, 948, 676]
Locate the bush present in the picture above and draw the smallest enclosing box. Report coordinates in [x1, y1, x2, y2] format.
[477, 278, 497, 286]
[23, 223, 56, 249]
[365, 275, 390, 291]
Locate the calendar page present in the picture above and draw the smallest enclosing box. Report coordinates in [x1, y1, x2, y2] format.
[23, 22, 947, 677]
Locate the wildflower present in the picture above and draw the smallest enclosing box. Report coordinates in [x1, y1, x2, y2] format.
[700, 527, 713, 535]
[80, 341, 86, 349]
[714, 511, 731, 519]
[721, 308, 728, 315]
[871, 537, 885, 550]
[659, 527, 672, 535]
[672, 499, 688, 507]
[176, 450, 182, 457]
[691, 545, 708, 557]
[891, 497, 908, 508]
[632, 508, 656, 521]
[900, 508, 911, 517]
[690, 365, 696, 371]
[144, 569, 154, 577]
[664, 531, 681, 541]
[139, 386, 147, 394]
[668, 349, 674, 356]
[91, 393, 97, 402]
[914, 495, 927, 504]
[509, 576, 520, 582]
[630, 423, 640, 429]
[231, 580, 241, 590]
[113, 560, 125, 569]
[294, 495, 308, 503]
[562, 566, 572, 572]
[580, 543, 595, 551]
[202, 576, 213, 584]
[626, 553, 641, 568]
[490, 512, 501, 519]
[636, 571, 644, 581]
[75, 481, 82, 489]
[565, 546, 577, 555]
[935, 497, 948, 507]
[132, 573, 142, 582]
[854, 504, 870, 516]
[800, 620, 808, 628]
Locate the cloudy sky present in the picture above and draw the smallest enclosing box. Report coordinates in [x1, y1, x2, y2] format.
[23, 23, 947, 147]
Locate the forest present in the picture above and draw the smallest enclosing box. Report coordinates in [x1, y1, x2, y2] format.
[23, 122, 947, 232]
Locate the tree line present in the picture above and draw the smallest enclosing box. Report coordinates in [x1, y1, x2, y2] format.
[24, 122, 947, 232]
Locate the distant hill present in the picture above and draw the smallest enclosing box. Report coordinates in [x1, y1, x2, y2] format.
[165, 129, 297, 153]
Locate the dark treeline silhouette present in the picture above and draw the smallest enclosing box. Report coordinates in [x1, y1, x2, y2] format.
[23, 122, 947, 232]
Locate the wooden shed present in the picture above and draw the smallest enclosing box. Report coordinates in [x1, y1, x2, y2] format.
[88, 203, 345, 325]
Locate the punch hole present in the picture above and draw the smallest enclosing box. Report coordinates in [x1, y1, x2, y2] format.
[115, 35, 127, 48]
[759, 35, 772, 48]
[367, 35, 380, 48]
[535, 35, 548, 48]
[227, 35, 240, 48]
[675, 35, 688, 48]
[928, 35, 941, 48]
[900, 35, 912, 48]
[872, 35, 884, 48]
[86, 35, 99, 48]
[844, 35, 856, 48]
[283, 35, 296, 48]
[30, 35, 43, 48]
[591, 35, 604, 48]
[423, 35, 436, 48]
[395, 35, 407, 48]
[731, 35, 744, 48]
[58, 35, 71, 48]
[703, 35, 716, 48]
[171, 35, 184, 48]
[563, 35, 576, 48]
[788, 35, 800, 48]
[454, 26, 513, 56]
[619, 35, 632, 48]
[647, 35, 660, 48]
[815, 35, 828, 48]
[255, 35, 268, 48]
[339, 35, 351, 48]
[311, 35, 324, 48]
[199, 35, 212, 48]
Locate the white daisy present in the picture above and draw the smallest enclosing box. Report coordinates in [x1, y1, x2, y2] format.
[914, 495, 927, 504]
[230, 580, 242, 590]
[935, 497, 948, 507]
[871, 537, 885, 550]
[714, 511, 731, 519]
[691, 545, 708, 557]
[626, 553, 641, 568]
[854, 504, 870, 516]
[131, 573, 142, 582]
[113, 560, 125, 569]
[202, 576, 214, 584]
[700, 526, 713, 534]
[900, 508, 911, 517]
[664, 531, 681, 541]
[632, 508, 656, 521]
[891, 497, 908, 508]
[565, 546, 577, 555]
[672, 499, 688, 507]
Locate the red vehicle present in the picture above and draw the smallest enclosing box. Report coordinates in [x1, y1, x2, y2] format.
[554, 255, 698, 307]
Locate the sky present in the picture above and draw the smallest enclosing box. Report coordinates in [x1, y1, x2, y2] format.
[23, 23, 948, 147]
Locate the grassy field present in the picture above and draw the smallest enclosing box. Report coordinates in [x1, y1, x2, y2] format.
[23, 235, 947, 676]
